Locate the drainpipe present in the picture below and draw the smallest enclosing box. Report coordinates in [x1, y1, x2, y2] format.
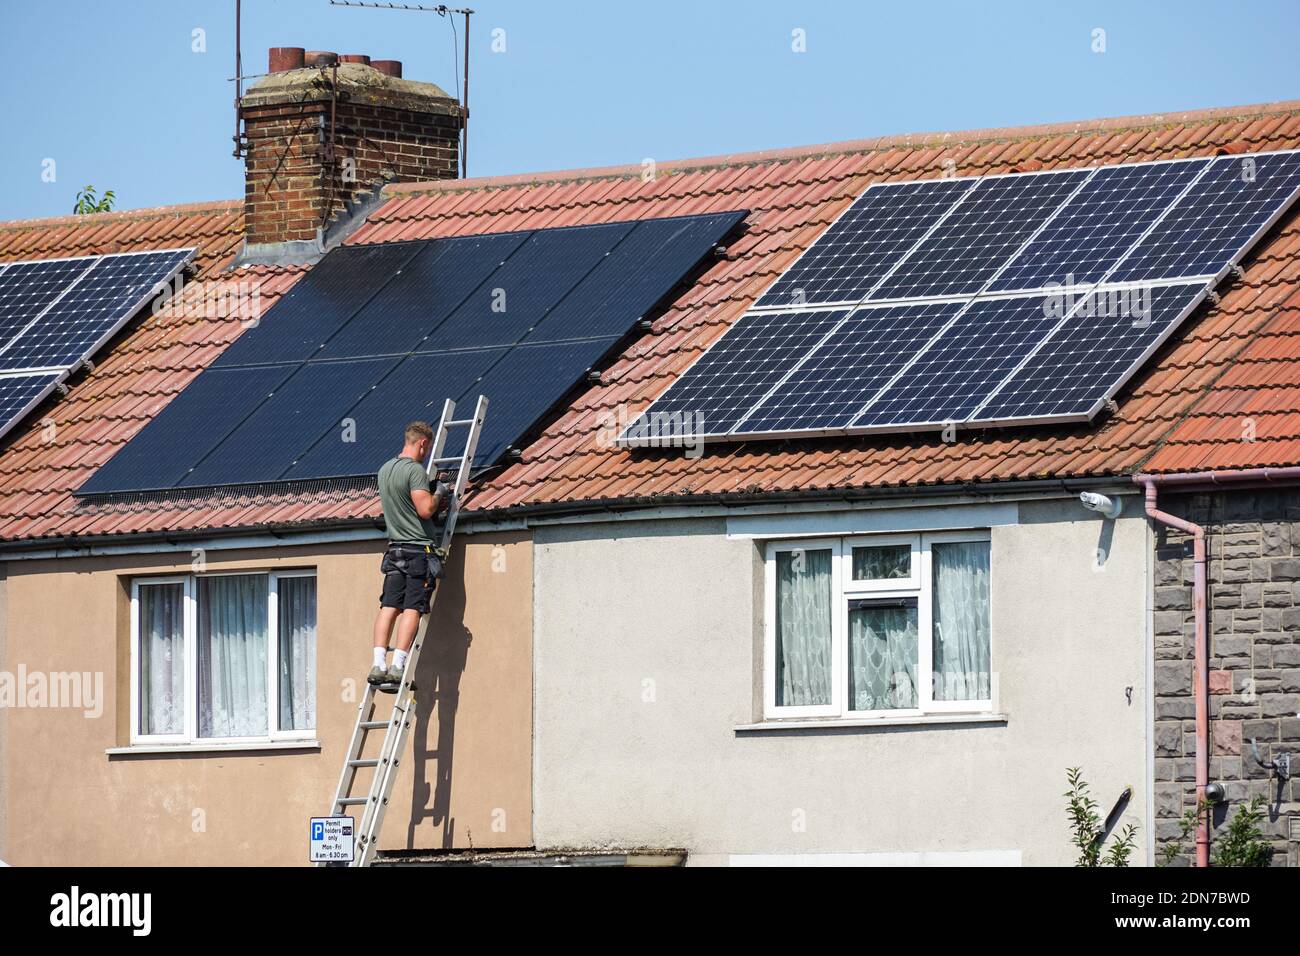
[1136, 476, 1208, 867]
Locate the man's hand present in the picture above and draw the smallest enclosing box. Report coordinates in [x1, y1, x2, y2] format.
[433, 478, 453, 516]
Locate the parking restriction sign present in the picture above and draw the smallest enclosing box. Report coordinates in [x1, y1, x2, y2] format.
[309, 816, 354, 863]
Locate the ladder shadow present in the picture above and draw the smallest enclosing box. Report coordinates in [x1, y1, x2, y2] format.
[404, 563, 473, 850]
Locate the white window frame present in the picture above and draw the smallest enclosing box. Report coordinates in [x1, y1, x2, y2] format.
[130, 569, 317, 747]
[764, 538, 844, 719]
[763, 531, 993, 721]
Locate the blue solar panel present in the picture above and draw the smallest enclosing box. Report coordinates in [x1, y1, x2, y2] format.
[853, 295, 1061, 427]
[989, 158, 1209, 292]
[973, 282, 1207, 421]
[870, 169, 1089, 301]
[0, 258, 96, 351]
[735, 302, 963, 435]
[1110, 151, 1300, 283]
[0, 251, 191, 371]
[621, 309, 847, 443]
[0, 372, 61, 442]
[756, 179, 977, 308]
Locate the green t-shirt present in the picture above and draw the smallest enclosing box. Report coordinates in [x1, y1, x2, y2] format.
[377, 456, 436, 545]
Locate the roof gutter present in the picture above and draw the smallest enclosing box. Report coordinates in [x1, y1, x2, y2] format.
[5, 475, 1134, 557]
[1132, 466, 1300, 867]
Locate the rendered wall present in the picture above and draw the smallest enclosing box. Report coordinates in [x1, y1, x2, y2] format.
[0, 532, 531, 865]
[531, 500, 1150, 866]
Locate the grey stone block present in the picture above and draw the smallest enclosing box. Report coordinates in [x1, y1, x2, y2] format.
[1272, 644, 1300, 667]
[1262, 694, 1300, 718]
[1156, 662, 1192, 696]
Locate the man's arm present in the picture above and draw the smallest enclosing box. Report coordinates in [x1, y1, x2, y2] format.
[408, 471, 449, 520]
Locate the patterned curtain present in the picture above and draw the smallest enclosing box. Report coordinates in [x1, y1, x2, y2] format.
[932, 541, 991, 701]
[775, 548, 833, 706]
[198, 574, 268, 738]
[139, 582, 185, 735]
[278, 576, 317, 732]
[848, 603, 918, 710]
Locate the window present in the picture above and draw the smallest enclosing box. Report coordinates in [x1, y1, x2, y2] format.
[130, 571, 317, 745]
[763, 533, 991, 720]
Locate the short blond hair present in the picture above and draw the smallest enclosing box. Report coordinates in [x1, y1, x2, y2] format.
[404, 421, 434, 444]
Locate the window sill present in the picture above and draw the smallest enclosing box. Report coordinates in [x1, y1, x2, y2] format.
[106, 739, 321, 756]
[735, 713, 1007, 734]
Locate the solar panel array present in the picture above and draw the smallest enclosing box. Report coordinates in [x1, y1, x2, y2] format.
[82, 212, 745, 495]
[623, 150, 1300, 445]
[0, 249, 194, 443]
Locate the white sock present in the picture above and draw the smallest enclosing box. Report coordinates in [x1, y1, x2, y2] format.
[373, 647, 387, 669]
[393, 649, 409, 671]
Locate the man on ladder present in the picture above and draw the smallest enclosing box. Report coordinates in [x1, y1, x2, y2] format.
[369, 420, 451, 688]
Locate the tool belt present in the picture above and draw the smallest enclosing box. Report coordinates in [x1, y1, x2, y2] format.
[381, 543, 446, 579]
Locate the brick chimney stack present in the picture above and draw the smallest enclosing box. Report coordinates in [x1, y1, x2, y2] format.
[239, 47, 463, 256]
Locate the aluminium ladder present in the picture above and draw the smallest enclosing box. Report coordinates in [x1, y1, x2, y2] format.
[323, 394, 488, 867]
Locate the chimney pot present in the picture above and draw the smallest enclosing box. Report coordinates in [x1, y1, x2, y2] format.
[339, 54, 371, 65]
[268, 47, 305, 73]
[304, 50, 339, 68]
[371, 60, 403, 78]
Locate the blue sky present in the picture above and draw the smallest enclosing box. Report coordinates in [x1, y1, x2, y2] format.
[1, 0, 1296, 220]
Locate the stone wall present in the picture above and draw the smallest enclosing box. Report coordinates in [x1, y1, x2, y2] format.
[1153, 489, 1300, 866]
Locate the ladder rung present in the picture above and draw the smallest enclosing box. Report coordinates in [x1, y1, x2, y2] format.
[348, 758, 380, 768]
[444, 418, 475, 427]
[359, 720, 388, 730]
[430, 456, 464, 465]
[337, 797, 368, 807]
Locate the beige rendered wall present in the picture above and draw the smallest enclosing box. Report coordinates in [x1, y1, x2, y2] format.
[532, 500, 1151, 866]
[0, 532, 531, 865]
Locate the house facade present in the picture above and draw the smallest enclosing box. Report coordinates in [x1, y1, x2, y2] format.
[0, 59, 1298, 865]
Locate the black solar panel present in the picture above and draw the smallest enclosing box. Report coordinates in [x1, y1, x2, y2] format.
[283, 349, 508, 480]
[417, 222, 636, 351]
[82, 365, 298, 494]
[465, 338, 623, 463]
[528, 212, 746, 341]
[315, 232, 528, 360]
[973, 282, 1207, 422]
[756, 179, 976, 308]
[735, 302, 963, 435]
[81, 212, 745, 495]
[179, 357, 402, 487]
[214, 242, 425, 369]
[1109, 151, 1300, 283]
[869, 169, 1088, 300]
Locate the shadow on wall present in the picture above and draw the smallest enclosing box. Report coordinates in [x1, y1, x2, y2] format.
[404, 554, 472, 850]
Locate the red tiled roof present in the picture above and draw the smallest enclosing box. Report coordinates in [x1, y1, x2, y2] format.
[2, 101, 1300, 543]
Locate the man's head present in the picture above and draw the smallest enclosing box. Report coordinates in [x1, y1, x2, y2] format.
[402, 421, 434, 462]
